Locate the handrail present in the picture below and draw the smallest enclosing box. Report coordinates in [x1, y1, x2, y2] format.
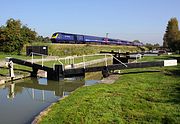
[29, 52, 127, 69]
[58, 53, 127, 68]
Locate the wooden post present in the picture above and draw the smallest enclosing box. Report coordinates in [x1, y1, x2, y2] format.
[102, 66, 109, 78]
[31, 67, 38, 77]
[54, 65, 64, 81]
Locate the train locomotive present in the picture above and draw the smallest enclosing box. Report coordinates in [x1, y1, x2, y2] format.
[51, 32, 143, 46]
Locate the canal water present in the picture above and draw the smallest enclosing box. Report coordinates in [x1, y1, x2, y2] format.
[0, 77, 98, 124]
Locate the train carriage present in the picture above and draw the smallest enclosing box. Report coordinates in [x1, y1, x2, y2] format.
[51, 32, 143, 46]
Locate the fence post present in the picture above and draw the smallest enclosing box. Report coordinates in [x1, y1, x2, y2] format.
[42, 55, 44, 67]
[105, 54, 108, 66]
[83, 55, 85, 69]
[32, 52, 34, 64]
[73, 57, 75, 64]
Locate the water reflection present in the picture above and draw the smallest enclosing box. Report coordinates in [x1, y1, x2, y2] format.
[6, 77, 85, 100]
[0, 77, 96, 124]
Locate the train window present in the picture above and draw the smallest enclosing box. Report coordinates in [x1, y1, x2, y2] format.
[57, 34, 61, 38]
[52, 33, 57, 37]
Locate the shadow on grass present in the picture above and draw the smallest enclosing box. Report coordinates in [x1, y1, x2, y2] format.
[163, 65, 180, 76]
[0, 74, 6, 76]
[0, 67, 7, 76]
[120, 70, 161, 75]
[169, 70, 180, 76]
[14, 68, 32, 73]
[166, 84, 180, 104]
[173, 85, 180, 104]
[169, 56, 180, 63]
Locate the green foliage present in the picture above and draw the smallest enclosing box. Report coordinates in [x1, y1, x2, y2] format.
[145, 43, 160, 50]
[163, 18, 180, 51]
[0, 18, 37, 54]
[36, 36, 51, 43]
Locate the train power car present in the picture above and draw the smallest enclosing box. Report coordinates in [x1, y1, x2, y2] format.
[51, 32, 143, 46]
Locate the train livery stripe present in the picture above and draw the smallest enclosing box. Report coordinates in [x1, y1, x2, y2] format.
[51, 33, 58, 39]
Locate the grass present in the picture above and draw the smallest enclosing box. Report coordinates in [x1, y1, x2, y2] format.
[23, 42, 145, 57]
[0, 52, 41, 60]
[138, 55, 173, 62]
[48, 44, 144, 57]
[39, 55, 180, 124]
[0, 65, 32, 77]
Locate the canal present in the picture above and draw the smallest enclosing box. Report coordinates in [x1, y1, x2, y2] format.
[0, 77, 98, 124]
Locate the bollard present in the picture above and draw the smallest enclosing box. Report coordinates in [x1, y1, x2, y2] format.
[8, 61, 15, 80]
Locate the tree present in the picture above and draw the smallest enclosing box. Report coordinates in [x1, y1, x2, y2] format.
[36, 36, 51, 43]
[0, 18, 37, 54]
[153, 43, 160, 48]
[175, 38, 180, 53]
[0, 19, 22, 53]
[21, 25, 37, 43]
[145, 43, 154, 50]
[144, 43, 160, 51]
[163, 18, 180, 51]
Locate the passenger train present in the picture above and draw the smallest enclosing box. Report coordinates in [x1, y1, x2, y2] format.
[51, 32, 143, 46]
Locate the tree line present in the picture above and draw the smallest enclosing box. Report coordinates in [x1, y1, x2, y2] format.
[0, 18, 50, 54]
[163, 17, 180, 52]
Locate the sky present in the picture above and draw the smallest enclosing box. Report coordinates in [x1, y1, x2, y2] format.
[0, 0, 180, 45]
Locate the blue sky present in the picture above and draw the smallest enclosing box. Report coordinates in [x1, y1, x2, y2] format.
[0, 0, 180, 45]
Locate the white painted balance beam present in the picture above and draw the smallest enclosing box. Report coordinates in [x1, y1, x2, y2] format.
[164, 60, 177, 66]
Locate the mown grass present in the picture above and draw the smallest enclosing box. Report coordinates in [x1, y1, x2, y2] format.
[0, 65, 32, 77]
[0, 52, 41, 60]
[39, 55, 180, 124]
[138, 55, 172, 62]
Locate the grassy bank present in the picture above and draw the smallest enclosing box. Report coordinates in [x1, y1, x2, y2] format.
[23, 43, 145, 57]
[48, 44, 143, 57]
[39, 56, 180, 124]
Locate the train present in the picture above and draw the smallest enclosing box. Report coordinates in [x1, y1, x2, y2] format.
[51, 32, 143, 46]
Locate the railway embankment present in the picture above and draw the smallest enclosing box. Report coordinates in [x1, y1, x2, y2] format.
[25, 43, 145, 57]
[49, 44, 144, 56]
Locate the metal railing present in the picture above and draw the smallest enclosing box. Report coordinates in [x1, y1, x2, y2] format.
[58, 53, 127, 69]
[29, 52, 128, 69]
[29, 52, 63, 68]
